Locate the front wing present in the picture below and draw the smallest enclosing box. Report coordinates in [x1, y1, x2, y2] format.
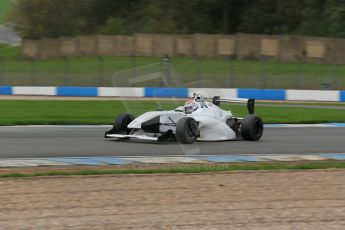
[105, 133, 158, 141]
[105, 129, 176, 142]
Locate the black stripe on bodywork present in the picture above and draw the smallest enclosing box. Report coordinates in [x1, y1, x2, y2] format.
[141, 116, 160, 133]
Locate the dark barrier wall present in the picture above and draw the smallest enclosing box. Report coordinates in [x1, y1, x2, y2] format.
[21, 33, 345, 64]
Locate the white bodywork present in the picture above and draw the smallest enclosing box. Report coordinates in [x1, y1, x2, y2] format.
[188, 102, 236, 141]
[106, 96, 239, 141]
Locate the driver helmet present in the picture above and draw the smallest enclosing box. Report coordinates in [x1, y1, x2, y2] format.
[193, 93, 207, 108]
[194, 94, 203, 102]
[184, 99, 198, 114]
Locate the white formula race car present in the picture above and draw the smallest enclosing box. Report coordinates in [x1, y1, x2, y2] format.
[105, 94, 263, 144]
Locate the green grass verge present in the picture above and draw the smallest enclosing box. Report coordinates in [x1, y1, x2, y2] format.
[0, 44, 21, 59]
[0, 44, 344, 89]
[0, 0, 11, 24]
[1, 161, 345, 178]
[1, 100, 344, 125]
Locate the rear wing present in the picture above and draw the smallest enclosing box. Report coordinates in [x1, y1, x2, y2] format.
[212, 96, 255, 114]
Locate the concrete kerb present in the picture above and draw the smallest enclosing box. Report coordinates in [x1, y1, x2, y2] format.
[1, 153, 345, 168]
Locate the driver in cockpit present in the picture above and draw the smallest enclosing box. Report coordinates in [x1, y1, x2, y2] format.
[175, 93, 207, 114]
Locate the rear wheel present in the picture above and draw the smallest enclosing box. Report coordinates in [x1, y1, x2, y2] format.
[241, 115, 263, 141]
[176, 117, 198, 144]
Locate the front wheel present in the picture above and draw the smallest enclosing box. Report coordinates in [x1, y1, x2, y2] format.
[105, 113, 134, 137]
[176, 117, 198, 144]
[241, 115, 263, 141]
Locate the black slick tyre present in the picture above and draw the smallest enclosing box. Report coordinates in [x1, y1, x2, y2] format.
[241, 115, 263, 141]
[176, 117, 198, 144]
[113, 113, 134, 134]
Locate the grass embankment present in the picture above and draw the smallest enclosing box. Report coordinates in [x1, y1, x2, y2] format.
[0, 44, 345, 89]
[0, 0, 11, 24]
[0, 100, 344, 125]
[2, 161, 345, 178]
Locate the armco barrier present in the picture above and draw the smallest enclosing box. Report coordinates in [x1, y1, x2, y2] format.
[145, 87, 188, 98]
[1, 86, 344, 102]
[286, 89, 340, 102]
[13, 86, 56, 96]
[98, 87, 144, 97]
[0, 86, 12, 95]
[188, 88, 237, 98]
[341, 91, 345, 102]
[57, 87, 98, 97]
[238, 89, 286, 100]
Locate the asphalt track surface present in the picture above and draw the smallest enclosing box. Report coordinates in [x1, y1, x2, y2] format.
[0, 126, 344, 158]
